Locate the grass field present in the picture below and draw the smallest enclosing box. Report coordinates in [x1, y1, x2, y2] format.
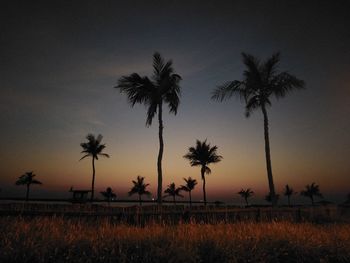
[0, 217, 349, 263]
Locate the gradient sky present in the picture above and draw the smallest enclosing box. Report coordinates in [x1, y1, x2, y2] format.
[1, 0, 349, 204]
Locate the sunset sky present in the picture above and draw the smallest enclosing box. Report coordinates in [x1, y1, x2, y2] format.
[1, 1, 349, 204]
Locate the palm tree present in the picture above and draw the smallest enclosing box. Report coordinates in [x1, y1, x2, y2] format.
[129, 176, 151, 206]
[284, 184, 297, 207]
[100, 187, 117, 205]
[265, 192, 280, 205]
[80, 134, 110, 201]
[184, 139, 222, 206]
[212, 52, 305, 206]
[300, 182, 323, 205]
[238, 188, 254, 206]
[163, 183, 183, 205]
[181, 177, 198, 207]
[15, 171, 42, 201]
[115, 52, 182, 205]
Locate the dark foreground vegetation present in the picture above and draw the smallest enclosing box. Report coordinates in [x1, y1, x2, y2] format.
[0, 216, 349, 263]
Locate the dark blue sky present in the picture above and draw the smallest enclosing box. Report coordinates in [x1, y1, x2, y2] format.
[0, 0, 349, 203]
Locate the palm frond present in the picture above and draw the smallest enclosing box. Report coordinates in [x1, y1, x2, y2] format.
[211, 80, 244, 102]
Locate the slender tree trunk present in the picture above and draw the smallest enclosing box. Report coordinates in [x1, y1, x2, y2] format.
[245, 197, 249, 206]
[91, 157, 96, 201]
[288, 196, 291, 207]
[157, 102, 164, 205]
[311, 196, 314, 206]
[261, 105, 277, 207]
[26, 184, 30, 201]
[173, 196, 176, 205]
[201, 167, 207, 206]
[189, 191, 192, 208]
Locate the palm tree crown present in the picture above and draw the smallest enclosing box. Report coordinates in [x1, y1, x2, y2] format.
[116, 52, 182, 205]
[80, 134, 109, 201]
[163, 183, 183, 204]
[184, 139, 222, 205]
[129, 176, 151, 206]
[212, 52, 305, 206]
[238, 188, 254, 206]
[100, 187, 116, 203]
[300, 182, 323, 205]
[15, 171, 42, 201]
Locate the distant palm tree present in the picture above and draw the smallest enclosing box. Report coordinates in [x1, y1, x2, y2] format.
[100, 187, 117, 205]
[265, 192, 280, 205]
[116, 52, 182, 205]
[212, 52, 305, 206]
[15, 171, 42, 201]
[300, 182, 323, 205]
[181, 177, 198, 207]
[284, 184, 297, 207]
[80, 134, 110, 201]
[184, 139, 222, 206]
[129, 176, 151, 206]
[164, 183, 183, 205]
[238, 188, 254, 206]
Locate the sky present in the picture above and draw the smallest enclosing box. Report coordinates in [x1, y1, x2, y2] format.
[0, 0, 349, 204]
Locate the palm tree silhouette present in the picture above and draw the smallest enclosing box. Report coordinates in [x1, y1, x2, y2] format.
[238, 188, 254, 206]
[129, 176, 151, 206]
[284, 184, 297, 207]
[184, 139, 222, 206]
[300, 182, 323, 205]
[80, 134, 110, 201]
[265, 192, 280, 205]
[212, 52, 305, 206]
[163, 183, 183, 205]
[15, 171, 42, 201]
[181, 177, 198, 207]
[116, 52, 182, 205]
[100, 187, 116, 205]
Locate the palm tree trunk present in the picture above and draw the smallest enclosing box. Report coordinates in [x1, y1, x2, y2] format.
[288, 196, 291, 207]
[139, 194, 142, 206]
[189, 191, 192, 208]
[261, 105, 277, 207]
[245, 197, 248, 206]
[91, 157, 96, 201]
[311, 196, 314, 206]
[173, 196, 176, 205]
[26, 184, 30, 201]
[157, 102, 164, 206]
[201, 167, 207, 206]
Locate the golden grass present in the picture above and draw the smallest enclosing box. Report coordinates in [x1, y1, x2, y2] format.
[1, 217, 349, 262]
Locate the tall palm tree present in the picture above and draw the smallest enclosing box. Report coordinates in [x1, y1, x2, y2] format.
[115, 52, 182, 205]
[184, 139, 222, 206]
[15, 171, 42, 201]
[284, 184, 297, 207]
[212, 52, 305, 206]
[80, 134, 110, 201]
[181, 177, 198, 207]
[100, 187, 117, 205]
[129, 176, 151, 206]
[163, 183, 183, 205]
[238, 188, 254, 206]
[300, 182, 323, 205]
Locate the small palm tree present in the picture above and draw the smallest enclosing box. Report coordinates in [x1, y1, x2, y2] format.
[300, 182, 323, 205]
[129, 176, 151, 206]
[181, 177, 198, 207]
[265, 192, 280, 205]
[163, 183, 183, 205]
[184, 139, 222, 206]
[80, 134, 110, 201]
[212, 52, 305, 206]
[116, 52, 182, 205]
[100, 187, 117, 205]
[284, 184, 297, 207]
[238, 188, 254, 206]
[15, 171, 42, 201]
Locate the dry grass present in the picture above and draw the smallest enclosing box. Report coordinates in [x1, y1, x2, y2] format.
[1, 217, 349, 262]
